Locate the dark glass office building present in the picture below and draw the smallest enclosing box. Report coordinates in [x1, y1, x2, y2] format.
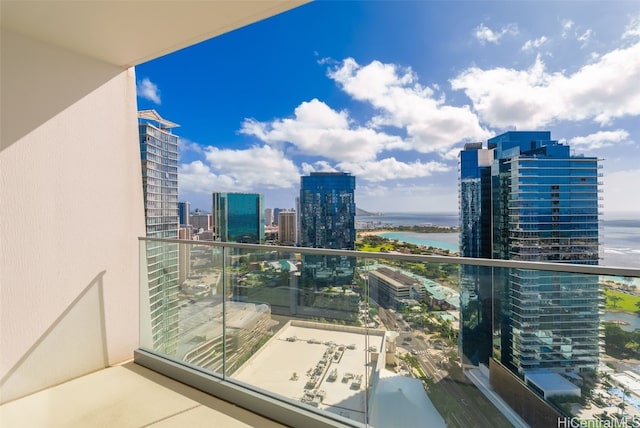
[299, 172, 356, 250]
[178, 201, 190, 226]
[459, 142, 495, 366]
[459, 131, 601, 375]
[299, 172, 356, 299]
[212, 192, 264, 244]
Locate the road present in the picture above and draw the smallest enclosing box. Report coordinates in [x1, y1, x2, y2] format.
[378, 306, 511, 428]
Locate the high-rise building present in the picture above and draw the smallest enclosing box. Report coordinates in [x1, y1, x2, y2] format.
[299, 172, 356, 250]
[212, 192, 264, 243]
[264, 208, 274, 226]
[459, 131, 601, 406]
[191, 213, 213, 231]
[459, 142, 495, 366]
[178, 201, 191, 226]
[278, 210, 297, 245]
[299, 172, 356, 297]
[295, 196, 301, 245]
[178, 227, 191, 285]
[273, 208, 282, 226]
[138, 109, 180, 355]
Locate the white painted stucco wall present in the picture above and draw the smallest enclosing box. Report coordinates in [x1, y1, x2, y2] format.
[0, 29, 145, 403]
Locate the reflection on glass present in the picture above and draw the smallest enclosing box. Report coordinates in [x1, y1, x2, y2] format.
[140, 240, 639, 428]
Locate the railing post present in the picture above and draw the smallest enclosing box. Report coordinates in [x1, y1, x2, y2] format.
[222, 244, 227, 379]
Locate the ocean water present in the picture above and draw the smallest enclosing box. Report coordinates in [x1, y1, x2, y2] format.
[601, 222, 640, 268]
[356, 212, 458, 228]
[356, 213, 640, 269]
[377, 231, 459, 253]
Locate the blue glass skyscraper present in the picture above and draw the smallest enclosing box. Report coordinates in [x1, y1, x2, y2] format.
[299, 172, 356, 296]
[459, 142, 495, 366]
[299, 172, 356, 250]
[459, 131, 601, 376]
[178, 201, 190, 226]
[212, 192, 264, 244]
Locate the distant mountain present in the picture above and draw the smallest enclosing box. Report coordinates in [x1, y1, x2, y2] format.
[356, 207, 382, 216]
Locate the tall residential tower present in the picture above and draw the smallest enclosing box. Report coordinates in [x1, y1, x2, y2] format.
[278, 210, 297, 245]
[459, 131, 601, 377]
[138, 109, 180, 355]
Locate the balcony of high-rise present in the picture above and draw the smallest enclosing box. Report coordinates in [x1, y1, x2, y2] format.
[3, 2, 640, 428]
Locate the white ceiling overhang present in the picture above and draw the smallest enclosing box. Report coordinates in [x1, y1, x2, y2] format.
[1, 1, 310, 67]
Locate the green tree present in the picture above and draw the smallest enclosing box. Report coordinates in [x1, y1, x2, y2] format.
[609, 294, 622, 309]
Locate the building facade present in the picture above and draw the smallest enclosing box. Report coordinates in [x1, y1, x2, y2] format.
[299, 172, 356, 304]
[264, 208, 274, 226]
[459, 142, 495, 366]
[178, 201, 191, 226]
[299, 172, 356, 250]
[459, 131, 602, 376]
[278, 210, 297, 245]
[191, 213, 213, 231]
[212, 192, 265, 243]
[369, 267, 423, 310]
[273, 208, 282, 226]
[139, 109, 180, 355]
[178, 227, 192, 286]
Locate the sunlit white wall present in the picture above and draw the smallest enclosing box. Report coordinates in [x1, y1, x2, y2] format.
[0, 29, 145, 403]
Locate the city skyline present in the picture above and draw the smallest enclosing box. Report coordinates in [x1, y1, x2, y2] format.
[135, 1, 640, 215]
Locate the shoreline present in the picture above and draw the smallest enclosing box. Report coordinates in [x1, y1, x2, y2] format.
[357, 228, 457, 237]
[357, 229, 391, 237]
[357, 229, 460, 255]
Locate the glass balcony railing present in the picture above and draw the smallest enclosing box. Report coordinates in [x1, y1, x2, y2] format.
[137, 237, 640, 428]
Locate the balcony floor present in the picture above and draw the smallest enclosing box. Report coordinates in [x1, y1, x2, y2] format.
[0, 362, 286, 428]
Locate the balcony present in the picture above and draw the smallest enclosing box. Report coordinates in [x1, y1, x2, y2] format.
[130, 238, 639, 428]
[2, 3, 640, 427]
[0, 362, 286, 428]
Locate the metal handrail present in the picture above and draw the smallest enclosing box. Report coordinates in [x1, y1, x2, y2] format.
[138, 237, 640, 277]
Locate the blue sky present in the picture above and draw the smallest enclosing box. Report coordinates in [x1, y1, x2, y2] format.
[135, 1, 640, 215]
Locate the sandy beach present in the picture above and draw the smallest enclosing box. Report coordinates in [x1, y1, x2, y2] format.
[357, 229, 391, 237]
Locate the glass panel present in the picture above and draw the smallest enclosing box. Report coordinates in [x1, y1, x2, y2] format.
[139, 239, 640, 428]
[224, 246, 370, 424]
[140, 239, 226, 374]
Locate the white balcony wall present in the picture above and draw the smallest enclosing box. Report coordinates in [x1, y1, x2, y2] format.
[0, 0, 309, 405]
[0, 29, 145, 403]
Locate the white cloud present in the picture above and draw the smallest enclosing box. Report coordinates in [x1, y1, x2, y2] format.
[450, 39, 640, 129]
[240, 98, 404, 162]
[568, 129, 630, 151]
[178, 137, 202, 154]
[522, 36, 548, 52]
[300, 161, 337, 176]
[441, 146, 465, 160]
[137, 78, 161, 104]
[577, 28, 594, 46]
[336, 157, 450, 182]
[178, 146, 300, 196]
[561, 19, 574, 38]
[203, 145, 300, 189]
[623, 15, 640, 40]
[328, 58, 491, 153]
[474, 23, 518, 44]
[178, 161, 235, 194]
